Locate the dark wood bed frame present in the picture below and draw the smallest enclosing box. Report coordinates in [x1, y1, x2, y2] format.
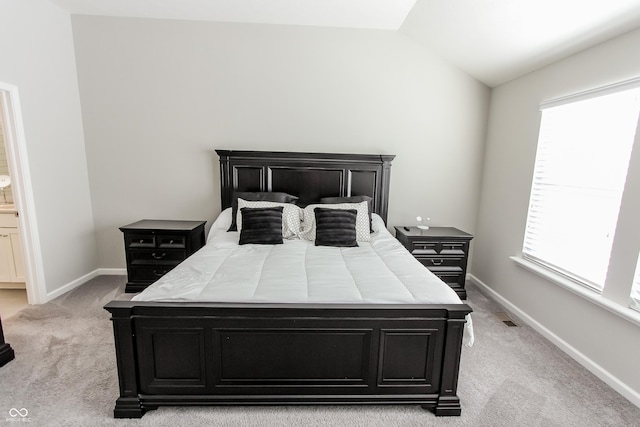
[0, 316, 15, 367]
[105, 150, 472, 418]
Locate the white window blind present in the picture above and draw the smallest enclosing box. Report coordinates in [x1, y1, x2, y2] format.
[631, 254, 640, 312]
[523, 85, 640, 291]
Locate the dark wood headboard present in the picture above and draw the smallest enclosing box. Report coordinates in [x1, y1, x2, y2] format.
[216, 150, 395, 223]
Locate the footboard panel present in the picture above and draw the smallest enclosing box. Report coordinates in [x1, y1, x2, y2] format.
[105, 302, 471, 418]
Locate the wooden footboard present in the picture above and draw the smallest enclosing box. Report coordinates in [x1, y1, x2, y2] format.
[0, 316, 15, 367]
[104, 301, 471, 418]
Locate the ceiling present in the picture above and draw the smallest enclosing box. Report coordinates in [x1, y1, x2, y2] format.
[401, 0, 640, 86]
[50, 0, 417, 30]
[50, 0, 640, 87]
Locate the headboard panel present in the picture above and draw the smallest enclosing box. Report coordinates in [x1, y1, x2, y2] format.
[216, 150, 395, 223]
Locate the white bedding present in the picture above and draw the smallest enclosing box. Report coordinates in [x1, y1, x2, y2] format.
[133, 208, 474, 346]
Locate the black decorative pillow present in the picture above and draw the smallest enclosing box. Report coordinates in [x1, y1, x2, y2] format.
[228, 192, 298, 231]
[314, 208, 358, 247]
[239, 207, 284, 245]
[320, 196, 374, 232]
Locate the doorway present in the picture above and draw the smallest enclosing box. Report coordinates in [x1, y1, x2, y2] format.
[0, 82, 46, 309]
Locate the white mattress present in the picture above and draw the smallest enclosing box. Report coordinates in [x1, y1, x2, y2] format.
[133, 208, 474, 346]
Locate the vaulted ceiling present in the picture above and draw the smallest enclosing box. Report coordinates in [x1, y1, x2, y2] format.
[50, 0, 640, 87]
[400, 0, 640, 86]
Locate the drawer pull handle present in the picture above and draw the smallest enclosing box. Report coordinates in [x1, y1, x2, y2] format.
[431, 259, 444, 266]
[152, 269, 167, 277]
[151, 252, 166, 259]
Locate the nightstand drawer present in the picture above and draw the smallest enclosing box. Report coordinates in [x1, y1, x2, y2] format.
[126, 234, 156, 248]
[129, 249, 186, 265]
[439, 241, 468, 256]
[434, 272, 465, 286]
[157, 235, 186, 248]
[126, 234, 187, 249]
[410, 241, 438, 255]
[128, 266, 174, 282]
[416, 257, 464, 270]
[411, 241, 467, 256]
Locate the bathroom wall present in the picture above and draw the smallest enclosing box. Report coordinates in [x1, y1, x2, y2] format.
[0, 118, 13, 204]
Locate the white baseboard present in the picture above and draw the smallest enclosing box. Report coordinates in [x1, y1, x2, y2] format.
[45, 269, 100, 301]
[44, 268, 126, 301]
[468, 274, 640, 409]
[96, 268, 127, 276]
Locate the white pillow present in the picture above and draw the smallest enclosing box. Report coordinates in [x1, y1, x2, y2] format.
[207, 207, 233, 243]
[236, 198, 302, 239]
[299, 201, 371, 242]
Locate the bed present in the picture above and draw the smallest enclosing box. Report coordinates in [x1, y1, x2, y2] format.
[104, 150, 472, 418]
[0, 315, 15, 367]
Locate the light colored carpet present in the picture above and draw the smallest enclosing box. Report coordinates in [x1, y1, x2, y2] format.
[0, 288, 28, 319]
[1, 276, 639, 426]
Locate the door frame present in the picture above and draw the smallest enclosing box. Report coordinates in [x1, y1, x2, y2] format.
[0, 82, 46, 304]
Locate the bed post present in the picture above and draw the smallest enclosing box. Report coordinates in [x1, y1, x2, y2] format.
[217, 150, 232, 210]
[105, 302, 146, 418]
[379, 155, 394, 224]
[433, 310, 468, 416]
[0, 316, 15, 367]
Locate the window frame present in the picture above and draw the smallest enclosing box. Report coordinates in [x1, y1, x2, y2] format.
[630, 252, 640, 313]
[522, 78, 640, 294]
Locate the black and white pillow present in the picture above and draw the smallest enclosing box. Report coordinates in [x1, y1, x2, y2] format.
[320, 196, 374, 232]
[227, 191, 298, 231]
[299, 201, 370, 242]
[314, 208, 358, 247]
[238, 207, 284, 245]
[237, 198, 302, 239]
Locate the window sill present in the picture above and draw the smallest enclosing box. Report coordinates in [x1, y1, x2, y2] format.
[510, 256, 640, 328]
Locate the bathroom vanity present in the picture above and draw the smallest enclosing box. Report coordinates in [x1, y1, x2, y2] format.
[0, 205, 25, 287]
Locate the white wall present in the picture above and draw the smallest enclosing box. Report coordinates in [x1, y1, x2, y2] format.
[0, 0, 97, 296]
[474, 27, 640, 401]
[71, 16, 490, 268]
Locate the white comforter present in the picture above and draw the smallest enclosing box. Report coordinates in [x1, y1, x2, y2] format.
[133, 209, 474, 346]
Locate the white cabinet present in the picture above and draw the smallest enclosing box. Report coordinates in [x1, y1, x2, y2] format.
[0, 212, 25, 286]
[0, 232, 16, 282]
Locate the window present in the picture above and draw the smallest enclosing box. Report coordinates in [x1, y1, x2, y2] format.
[523, 83, 640, 292]
[631, 253, 640, 312]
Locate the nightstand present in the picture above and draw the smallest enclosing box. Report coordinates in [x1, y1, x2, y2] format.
[120, 219, 206, 293]
[394, 226, 473, 299]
